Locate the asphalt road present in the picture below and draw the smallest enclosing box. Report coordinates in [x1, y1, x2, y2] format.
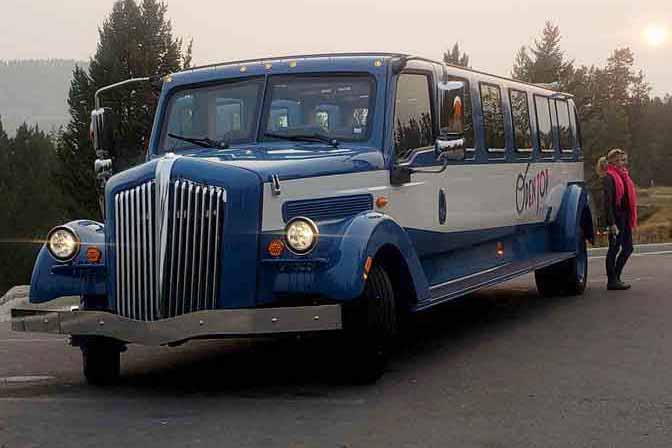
[1, 252, 671, 448]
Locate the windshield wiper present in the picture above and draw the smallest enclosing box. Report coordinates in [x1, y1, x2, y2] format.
[264, 132, 339, 148]
[168, 133, 230, 149]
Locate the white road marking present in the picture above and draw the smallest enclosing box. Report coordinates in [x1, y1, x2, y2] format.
[589, 250, 672, 260]
[0, 375, 55, 384]
[0, 339, 67, 343]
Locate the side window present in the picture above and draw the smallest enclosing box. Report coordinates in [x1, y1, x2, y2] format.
[393, 73, 434, 160]
[555, 99, 573, 151]
[534, 95, 553, 152]
[479, 83, 505, 151]
[439, 77, 474, 149]
[509, 89, 533, 152]
[568, 101, 581, 149]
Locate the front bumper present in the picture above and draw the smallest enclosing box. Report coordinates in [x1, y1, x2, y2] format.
[11, 305, 342, 346]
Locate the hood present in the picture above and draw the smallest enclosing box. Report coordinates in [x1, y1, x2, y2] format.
[152, 143, 386, 182]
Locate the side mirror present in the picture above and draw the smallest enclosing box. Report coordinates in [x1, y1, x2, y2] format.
[435, 134, 466, 161]
[90, 107, 115, 158]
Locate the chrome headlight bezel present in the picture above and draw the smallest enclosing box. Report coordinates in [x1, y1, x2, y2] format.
[46, 226, 81, 262]
[284, 217, 319, 255]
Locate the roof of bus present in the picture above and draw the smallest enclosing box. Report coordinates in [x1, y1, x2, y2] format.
[170, 52, 572, 98]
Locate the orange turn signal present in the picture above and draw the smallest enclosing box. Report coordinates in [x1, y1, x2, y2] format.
[363, 256, 373, 280]
[86, 247, 102, 264]
[375, 196, 389, 208]
[496, 242, 505, 257]
[268, 239, 285, 257]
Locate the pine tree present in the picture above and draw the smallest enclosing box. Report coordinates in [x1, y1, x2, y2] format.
[443, 43, 470, 67]
[512, 22, 571, 84]
[55, 0, 192, 219]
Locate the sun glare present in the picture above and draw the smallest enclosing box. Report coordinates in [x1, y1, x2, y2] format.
[643, 24, 668, 47]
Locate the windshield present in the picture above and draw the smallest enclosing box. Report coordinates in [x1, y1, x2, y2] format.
[159, 74, 375, 152]
[161, 77, 264, 151]
[263, 75, 375, 142]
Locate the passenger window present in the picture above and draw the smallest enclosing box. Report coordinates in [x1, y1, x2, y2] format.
[555, 99, 573, 151]
[439, 77, 474, 149]
[393, 73, 434, 160]
[479, 83, 505, 152]
[509, 90, 533, 152]
[568, 101, 581, 149]
[534, 95, 553, 152]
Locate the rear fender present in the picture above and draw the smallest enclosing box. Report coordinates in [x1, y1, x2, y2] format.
[29, 220, 107, 303]
[551, 183, 594, 252]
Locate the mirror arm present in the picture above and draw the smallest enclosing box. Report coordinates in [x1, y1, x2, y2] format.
[407, 154, 450, 174]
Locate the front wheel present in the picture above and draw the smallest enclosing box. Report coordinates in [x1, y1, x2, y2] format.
[535, 228, 588, 297]
[335, 263, 397, 384]
[81, 337, 121, 386]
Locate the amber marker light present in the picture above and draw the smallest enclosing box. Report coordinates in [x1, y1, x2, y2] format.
[268, 239, 285, 257]
[363, 256, 373, 280]
[496, 242, 505, 257]
[375, 196, 389, 209]
[86, 247, 102, 264]
[289, 61, 297, 68]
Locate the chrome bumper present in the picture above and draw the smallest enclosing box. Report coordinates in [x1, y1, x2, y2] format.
[11, 305, 342, 346]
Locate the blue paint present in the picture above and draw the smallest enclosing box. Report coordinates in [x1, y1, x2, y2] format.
[29, 220, 107, 303]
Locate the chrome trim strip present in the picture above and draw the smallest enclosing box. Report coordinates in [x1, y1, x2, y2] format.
[114, 194, 122, 316]
[204, 187, 215, 309]
[429, 263, 511, 290]
[212, 189, 222, 310]
[155, 153, 180, 312]
[197, 187, 207, 310]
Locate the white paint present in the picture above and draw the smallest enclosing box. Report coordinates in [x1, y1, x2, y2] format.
[261, 162, 584, 233]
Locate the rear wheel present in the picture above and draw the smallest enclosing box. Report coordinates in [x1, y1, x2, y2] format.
[535, 226, 588, 297]
[336, 264, 397, 384]
[81, 337, 121, 386]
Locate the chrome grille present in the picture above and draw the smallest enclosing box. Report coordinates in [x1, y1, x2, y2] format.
[114, 179, 226, 321]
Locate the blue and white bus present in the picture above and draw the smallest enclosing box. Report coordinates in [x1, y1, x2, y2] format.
[13, 53, 594, 384]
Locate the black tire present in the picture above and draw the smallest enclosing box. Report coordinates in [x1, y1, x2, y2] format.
[82, 338, 121, 386]
[336, 264, 397, 384]
[535, 227, 588, 297]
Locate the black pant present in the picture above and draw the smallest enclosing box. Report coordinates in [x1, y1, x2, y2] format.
[606, 215, 633, 284]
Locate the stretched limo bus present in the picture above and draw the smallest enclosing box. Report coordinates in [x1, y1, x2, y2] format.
[12, 53, 594, 384]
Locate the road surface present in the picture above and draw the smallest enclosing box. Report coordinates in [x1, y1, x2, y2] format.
[1, 251, 671, 447]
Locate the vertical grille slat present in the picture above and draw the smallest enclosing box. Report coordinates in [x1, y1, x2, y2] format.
[114, 179, 226, 321]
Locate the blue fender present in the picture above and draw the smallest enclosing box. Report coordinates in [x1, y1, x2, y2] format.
[551, 183, 594, 252]
[320, 213, 430, 302]
[29, 220, 107, 303]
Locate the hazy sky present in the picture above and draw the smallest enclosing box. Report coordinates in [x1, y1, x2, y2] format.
[1, 0, 670, 95]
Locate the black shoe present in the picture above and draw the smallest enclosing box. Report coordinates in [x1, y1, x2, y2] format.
[607, 281, 631, 291]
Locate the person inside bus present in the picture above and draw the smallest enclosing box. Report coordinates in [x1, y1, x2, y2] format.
[602, 148, 638, 290]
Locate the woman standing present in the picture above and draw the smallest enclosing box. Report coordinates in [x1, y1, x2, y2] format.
[602, 149, 638, 290]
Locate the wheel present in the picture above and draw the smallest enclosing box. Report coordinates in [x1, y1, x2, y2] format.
[535, 226, 588, 297]
[335, 263, 397, 384]
[81, 337, 121, 386]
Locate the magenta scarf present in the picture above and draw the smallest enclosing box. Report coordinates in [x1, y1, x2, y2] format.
[606, 164, 638, 228]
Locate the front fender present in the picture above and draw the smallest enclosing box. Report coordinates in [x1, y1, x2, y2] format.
[551, 183, 594, 252]
[30, 220, 107, 303]
[320, 213, 430, 301]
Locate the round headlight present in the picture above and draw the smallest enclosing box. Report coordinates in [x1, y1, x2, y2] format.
[47, 227, 80, 261]
[285, 217, 318, 254]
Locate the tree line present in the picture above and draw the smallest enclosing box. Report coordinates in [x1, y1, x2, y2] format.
[1, 9, 671, 296]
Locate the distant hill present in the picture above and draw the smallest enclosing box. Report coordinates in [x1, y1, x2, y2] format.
[0, 59, 87, 135]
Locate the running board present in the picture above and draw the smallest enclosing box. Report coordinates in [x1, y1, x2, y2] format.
[415, 252, 576, 311]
